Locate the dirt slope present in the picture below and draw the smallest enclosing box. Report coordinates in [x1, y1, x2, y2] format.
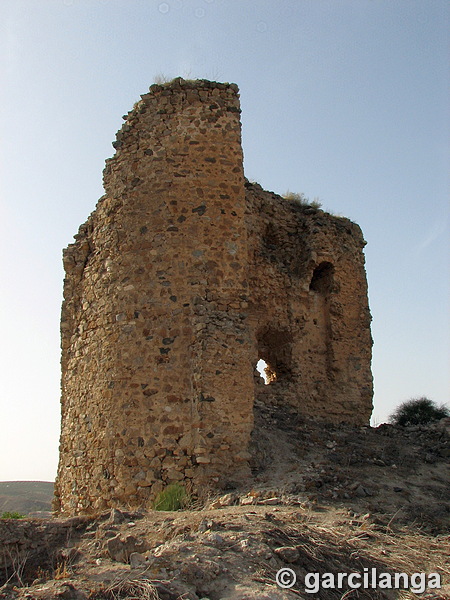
[0, 406, 449, 600]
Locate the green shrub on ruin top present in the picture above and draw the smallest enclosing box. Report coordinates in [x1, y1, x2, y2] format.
[153, 483, 190, 511]
[1, 511, 25, 519]
[389, 397, 449, 427]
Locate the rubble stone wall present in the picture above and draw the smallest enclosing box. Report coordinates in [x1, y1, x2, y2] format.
[55, 79, 373, 515]
[0, 517, 89, 586]
[245, 184, 373, 422]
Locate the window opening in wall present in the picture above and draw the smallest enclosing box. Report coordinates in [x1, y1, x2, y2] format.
[256, 358, 277, 385]
[256, 327, 292, 386]
[310, 261, 334, 294]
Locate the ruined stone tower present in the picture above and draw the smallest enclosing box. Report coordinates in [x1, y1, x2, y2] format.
[55, 79, 373, 515]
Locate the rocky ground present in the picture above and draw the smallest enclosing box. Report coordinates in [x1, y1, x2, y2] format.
[1, 403, 449, 600]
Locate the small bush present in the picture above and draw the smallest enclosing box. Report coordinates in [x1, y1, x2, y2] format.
[1, 511, 25, 519]
[283, 191, 322, 209]
[283, 191, 307, 204]
[153, 483, 189, 511]
[389, 397, 449, 427]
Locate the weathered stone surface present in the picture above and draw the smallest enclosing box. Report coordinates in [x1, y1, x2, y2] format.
[274, 545, 300, 563]
[106, 534, 147, 563]
[129, 551, 146, 568]
[54, 78, 373, 515]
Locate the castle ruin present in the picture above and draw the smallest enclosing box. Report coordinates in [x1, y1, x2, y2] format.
[54, 79, 373, 515]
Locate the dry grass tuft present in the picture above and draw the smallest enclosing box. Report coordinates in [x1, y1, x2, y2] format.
[100, 577, 160, 600]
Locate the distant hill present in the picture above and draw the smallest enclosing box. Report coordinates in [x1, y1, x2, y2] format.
[0, 481, 54, 515]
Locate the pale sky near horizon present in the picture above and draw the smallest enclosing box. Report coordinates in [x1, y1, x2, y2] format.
[0, 0, 449, 482]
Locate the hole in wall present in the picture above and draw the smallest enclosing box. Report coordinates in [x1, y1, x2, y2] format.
[309, 261, 334, 294]
[256, 327, 293, 386]
[256, 359, 277, 385]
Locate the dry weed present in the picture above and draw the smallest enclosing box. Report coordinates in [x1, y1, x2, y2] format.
[54, 560, 70, 580]
[3, 546, 29, 587]
[103, 577, 160, 600]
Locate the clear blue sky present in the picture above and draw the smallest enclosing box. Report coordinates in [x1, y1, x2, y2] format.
[0, 0, 448, 482]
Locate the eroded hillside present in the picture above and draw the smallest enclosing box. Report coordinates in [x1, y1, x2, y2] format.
[1, 408, 449, 600]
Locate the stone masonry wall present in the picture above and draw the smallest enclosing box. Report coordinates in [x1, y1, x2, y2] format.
[55, 79, 373, 515]
[0, 517, 90, 586]
[245, 183, 373, 423]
